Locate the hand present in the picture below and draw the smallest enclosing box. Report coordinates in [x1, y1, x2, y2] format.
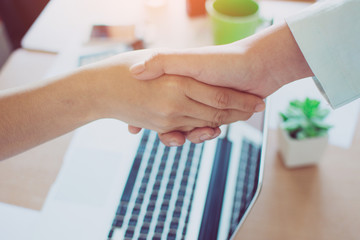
[129, 44, 271, 97]
[86, 50, 265, 146]
[128, 125, 222, 146]
[129, 23, 314, 144]
[129, 23, 313, 98]
[127, 44, 268, 144]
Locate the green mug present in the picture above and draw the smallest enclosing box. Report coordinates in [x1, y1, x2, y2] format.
[206, 0, 265, 45]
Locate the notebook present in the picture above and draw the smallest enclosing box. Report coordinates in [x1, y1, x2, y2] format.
[29, 46, 269, 240]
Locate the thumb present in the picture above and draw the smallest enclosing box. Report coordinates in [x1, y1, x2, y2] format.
[129, 54, 167, 80]
[130, 52, 199, 80]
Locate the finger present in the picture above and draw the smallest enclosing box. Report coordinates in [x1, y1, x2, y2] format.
[128, 125, 142, 134]
[158, 131, 186, 147]
[185, 127, 221, 143]
[130, 51, 201, 80]
[160, 108, 251, 134]
[183, 79, 266, 113]
[178, 99, 254, 127]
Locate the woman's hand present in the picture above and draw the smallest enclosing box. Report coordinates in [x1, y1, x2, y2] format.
[87, 49, 265, 146]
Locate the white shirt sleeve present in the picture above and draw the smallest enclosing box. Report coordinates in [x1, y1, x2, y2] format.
[286, 0, 360, 108]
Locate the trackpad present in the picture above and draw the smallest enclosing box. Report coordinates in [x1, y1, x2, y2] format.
[52, 148, 121, 206]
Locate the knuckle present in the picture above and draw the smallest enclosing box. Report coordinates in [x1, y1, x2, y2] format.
[156, 120, 171, 133]
[149, 50, 170, 66]
[212, 109, 229, 127]
[150, 52, 163, 64]
[214, 90, 230, 109]
[158, 113, 178, 130]
[241, 97, 256, 112]
[161, 104, 178, 118]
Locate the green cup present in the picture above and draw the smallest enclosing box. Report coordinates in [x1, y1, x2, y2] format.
[206, 0, 265, 45]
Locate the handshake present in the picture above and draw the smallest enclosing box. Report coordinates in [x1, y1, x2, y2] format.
[124, 46, 266, 147]
[125, 48, 265, 146]
[121, 22, 313, 146]
[0, 22, 313, 160]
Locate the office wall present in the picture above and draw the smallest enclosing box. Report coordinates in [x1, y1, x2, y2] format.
[0, 20, 11, 69]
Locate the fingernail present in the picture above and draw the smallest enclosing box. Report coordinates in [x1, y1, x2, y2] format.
[199, 134, 211, 141]
[211, 130, 221, 139]
[129, 63, 145, 75]
[255, 103, 265, 112]
[169, 141, 180, 147]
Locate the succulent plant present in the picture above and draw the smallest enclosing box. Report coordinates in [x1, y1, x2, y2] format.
[280, 98, 332, 140]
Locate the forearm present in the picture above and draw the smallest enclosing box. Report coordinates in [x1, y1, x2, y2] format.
[130, 22, 314, 99]
[0, 69, 99, 160]
[239, 22, 314, 95]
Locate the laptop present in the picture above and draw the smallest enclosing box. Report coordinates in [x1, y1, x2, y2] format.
[30, 46, 269, 240]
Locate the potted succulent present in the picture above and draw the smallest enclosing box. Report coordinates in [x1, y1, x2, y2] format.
[278, 98, 332, 168]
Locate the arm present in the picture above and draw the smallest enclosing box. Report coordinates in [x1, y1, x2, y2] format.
[0, 49, 264, 160]
[131, 0, 360, 106]
[286, 0, 360, 108]
[128, 22, 311, 143]
[130, 21, 313, 99]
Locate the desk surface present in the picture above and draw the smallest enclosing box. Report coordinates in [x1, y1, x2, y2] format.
[0, 49, 74, 210]
[235, 127, 360, 240]
[2, 0, 360, 240]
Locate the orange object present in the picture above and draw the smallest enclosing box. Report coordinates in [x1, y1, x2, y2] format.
[186, 0, 206, 17]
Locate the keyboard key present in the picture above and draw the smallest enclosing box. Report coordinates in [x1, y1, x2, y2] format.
[178, 188, 186, 196]
[139, 185, 147, 194]
[144, 214, 153, 223]
[175, 199, 184, 208]
[170, 220, 179, 230]
[108, 132, 205, 240]
[161, 203, 169, 211]
[167, 231, 177, 240]
[129, 217, 138, 226]
[164, 192, 171, 200]
[112, 219, 123, 227]
[108, 228, 114, 238]
[147, 201, 156, 212]
[153, 181, 161, 190]
[155, 224, 164, 233]
[135, 194, 144, 205]
[140, 225, 149, 234]
[183, 167, 190, 176]
[173, 209, 181, 218]
[158, 211, 167, 222]
[142, 176, 149, 184]
[167, 181, 174, 189]
[145, 165, 152, 174]
[132, 207, 140, 216]
[152, 235, 162, 240]
[150, 193, 158, 201]
[125, 229, 134, 238]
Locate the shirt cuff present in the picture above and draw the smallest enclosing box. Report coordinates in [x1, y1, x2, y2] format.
[286, 0, 360, 109]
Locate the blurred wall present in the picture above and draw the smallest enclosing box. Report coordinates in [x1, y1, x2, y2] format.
[0, 0, 49, 50]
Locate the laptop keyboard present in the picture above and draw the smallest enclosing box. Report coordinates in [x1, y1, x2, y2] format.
[108, 130, 204, 240]
[108, 129, 261, 240]
[227, 139, 261, 239]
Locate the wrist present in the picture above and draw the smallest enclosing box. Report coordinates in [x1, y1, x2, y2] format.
[66, 67, 106, 123]
[242, 22, 314, 97]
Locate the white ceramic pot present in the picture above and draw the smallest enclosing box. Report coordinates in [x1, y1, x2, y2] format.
[277, 127, 328, 168]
